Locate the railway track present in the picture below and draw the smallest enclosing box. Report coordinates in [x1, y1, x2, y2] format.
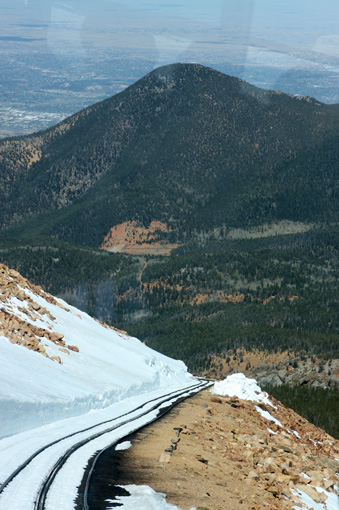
[0, 380, 211, 510]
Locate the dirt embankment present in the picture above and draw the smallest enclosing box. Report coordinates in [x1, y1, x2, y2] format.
[109, 389, 339, 510]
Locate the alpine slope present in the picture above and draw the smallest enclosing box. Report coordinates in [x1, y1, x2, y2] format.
[0, 264, 200, 509]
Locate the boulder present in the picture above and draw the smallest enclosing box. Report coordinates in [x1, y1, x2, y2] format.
[259, 373, 284, 386]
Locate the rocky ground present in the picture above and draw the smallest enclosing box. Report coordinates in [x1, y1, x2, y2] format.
[0, 263, 126, 363]
[111, 389, 339, 510]
[206, 349, 339, 391]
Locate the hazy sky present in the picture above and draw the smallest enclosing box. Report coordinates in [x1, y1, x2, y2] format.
[2, 0, 339, 57]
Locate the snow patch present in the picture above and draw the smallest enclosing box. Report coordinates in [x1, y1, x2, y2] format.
[255, 406, 283, 427]
[115, 441, 132, 451]
[292, 485, 339, 510]
[108, 485, 181, 509]
[211, 373, 274, 406]
[290, 429, 301, 439]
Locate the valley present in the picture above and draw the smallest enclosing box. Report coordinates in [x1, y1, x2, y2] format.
[0, 64, 338, 440]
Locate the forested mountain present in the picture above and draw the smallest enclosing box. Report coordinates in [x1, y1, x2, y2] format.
[1, 63, 338, 376]
[0, 63, 338, 245]
[1, 63, 338, 439]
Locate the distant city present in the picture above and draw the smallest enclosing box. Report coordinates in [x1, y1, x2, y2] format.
[1, 0, 338, 137]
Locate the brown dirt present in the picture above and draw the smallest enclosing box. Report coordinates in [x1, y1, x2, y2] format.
[191, 292, 245, 306]
[209, 349, 293, 378]
[100, 220, 179, 255]
[111, 389, 339, 510]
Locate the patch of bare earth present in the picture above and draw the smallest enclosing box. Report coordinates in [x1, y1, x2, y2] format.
[191, 292, 245, 306]
[110, 390, 339, 510]
[100, 220, 179, 255]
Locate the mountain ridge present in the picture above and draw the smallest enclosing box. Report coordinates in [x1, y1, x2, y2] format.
[1, 64, 338, 435]
[1, 63, 338, 246]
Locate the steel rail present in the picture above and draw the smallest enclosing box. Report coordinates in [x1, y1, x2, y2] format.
[81, 380, 212, 510]
[0, 381, 203, 499]
[32, 380, 211, 510]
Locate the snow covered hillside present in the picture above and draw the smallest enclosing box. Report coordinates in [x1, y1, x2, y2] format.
[0, 264, 194, 439]
[0, 264, 199, 509]
[1, 264, 337, 510]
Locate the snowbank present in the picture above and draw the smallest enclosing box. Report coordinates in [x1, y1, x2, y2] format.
[0, 289, 193, 439]
[211, 372, 273, 406]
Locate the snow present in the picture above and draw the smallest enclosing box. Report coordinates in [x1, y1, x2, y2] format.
[290, 429, 301, 439]
[212, 373, 299, 434]
[292, 485, 339, 510]
[116, 441, 132, 451]
[0, 284, 195, 510]
[309, 438, 324, 447]
[0, 290, 193, 439]
[211, 372, 274, 406]
[109, 485, 181, 509]
[255, 406, 283, 427]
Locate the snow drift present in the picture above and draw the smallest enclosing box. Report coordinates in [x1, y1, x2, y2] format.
[0, 264, 194, 439]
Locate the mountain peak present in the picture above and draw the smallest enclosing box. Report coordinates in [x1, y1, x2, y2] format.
[0, 63, 338, 247]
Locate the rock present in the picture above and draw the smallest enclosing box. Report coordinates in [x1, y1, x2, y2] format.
[59, 348, 70, 355]
[159, 452, 171, 463]
[247, 470, 260, 481]
[329, 374, 339, 385]
[296, 484, 323, 503]
[318, 491, 328, 503]
[211, 396, 223, 404]
[67, 345, 79, 352]
[38, 344, 46, 355]
[196, 456, 210, 465]
[263, 457, 278, 473]
[277, 370, 286, 382]
[17, 290, 26, 301]
[266, 486, 280, 496]
[50, 356, 62, 364]
[8, 269, 20, 278]
[306, 470, 324, 482]
[323, 479, 335, 490]
[259, 373, 284, 386]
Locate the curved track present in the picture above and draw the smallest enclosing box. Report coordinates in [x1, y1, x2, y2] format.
[0, 380, 211, 510]
[80, 381, 211, 510]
